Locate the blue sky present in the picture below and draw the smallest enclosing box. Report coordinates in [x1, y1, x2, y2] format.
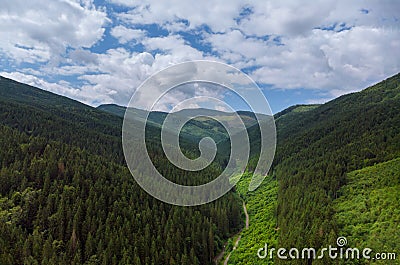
[0, 0, 399, 113]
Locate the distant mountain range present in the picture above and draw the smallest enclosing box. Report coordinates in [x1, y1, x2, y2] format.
[97, 103, 272, 144]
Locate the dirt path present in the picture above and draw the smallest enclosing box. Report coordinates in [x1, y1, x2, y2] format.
[223, 235, 241, 265]
[243, 201, 249, 229]
[221, 202, 249, 265]
[213, 245, 226, 264]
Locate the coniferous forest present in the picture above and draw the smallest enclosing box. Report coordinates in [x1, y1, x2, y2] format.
[0, 73, 399, 265]
[0, 76, 243, 264]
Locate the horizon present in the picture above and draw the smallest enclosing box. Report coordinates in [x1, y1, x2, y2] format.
[1, 71, 396, 116]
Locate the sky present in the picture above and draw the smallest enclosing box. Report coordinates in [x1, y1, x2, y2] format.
[0, 0, 399, 113]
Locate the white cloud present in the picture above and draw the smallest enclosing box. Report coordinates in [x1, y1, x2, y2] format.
[205, 30, 272, 66]
[154, 85, 230, 113]
[110, 0, 399, 98]
[0, 0, 109, 64]
[113, 0, 244, 33]
[238, 1, 336, 37]
[1, 0, 399, 109]
[68, 49, 99, 65]
[110, 25, 146, 44]
[141, 35, 208, 66]
[251, 25, 400, 96]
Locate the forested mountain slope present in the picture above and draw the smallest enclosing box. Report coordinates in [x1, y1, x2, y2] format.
[274, 73, 400, 264]
[217, 103, 318, 170]
[223, 73, 400, 264]
[0, 76, 124, 162]
[0, 76, 243, 264]
[334, 158, 400, 264]
[0, 76, 201, 162]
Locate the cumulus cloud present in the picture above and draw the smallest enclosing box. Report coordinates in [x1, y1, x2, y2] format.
[111, 0, 399, 98]
[0, 0, 109, 63]
[141, 35, 208, 65]
[110, 25, 146, 44]
[0, 0, 399, 109]
[113, 0, 244, 33]
[69, 49, 99, 65]
[251, 26, 400, 94]
[150, 83, 230, 112]
[238, 1, 336, 37]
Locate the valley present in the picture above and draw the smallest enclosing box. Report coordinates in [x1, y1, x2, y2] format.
[0, 73, 399, 264]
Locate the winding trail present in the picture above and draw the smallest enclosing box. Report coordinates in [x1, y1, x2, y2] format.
[217, 201, 249, 265]
[243, 201, 249, 229]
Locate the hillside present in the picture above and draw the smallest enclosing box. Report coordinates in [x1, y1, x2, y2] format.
[274, 104, 320, 120]
[216, 103, 318, 169]
[225, 73, 400, 264]
[97, 104, 127, 118]
[97, 104, 266, 129]
[334, 158, 400, 263]
[0, 76, 124, 162]
[274, 73, 400, 264]
[0, 76, 202, 162]
[0, 76, 244, 265]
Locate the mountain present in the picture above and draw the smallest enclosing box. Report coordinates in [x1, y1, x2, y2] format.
[97, 103, 128, 118]
[217, 103, 320, 166]
[274, 104, 320, 120]
[228, 73, 400, 264]
[0, 76, 243, 265]
[98, 104, 267, 127]
[0, 77, 205, 161]
[0, 76, 125, 162]
[97, 104, 271, 144]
